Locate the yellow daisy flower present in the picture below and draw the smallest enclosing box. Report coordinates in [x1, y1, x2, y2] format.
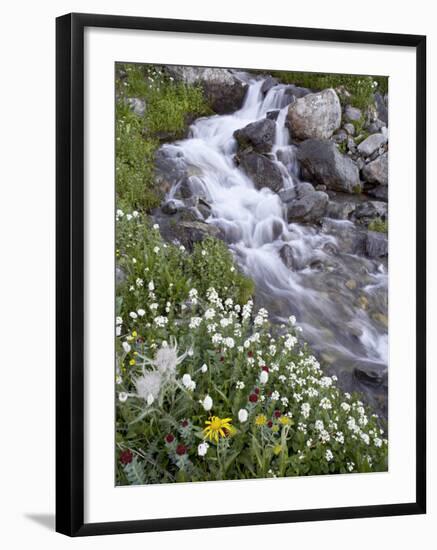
[129, 358, 136, 366]
[255, 414, 267, 426]
[279, 416, 291, 426]
[203, 416, 234, 443]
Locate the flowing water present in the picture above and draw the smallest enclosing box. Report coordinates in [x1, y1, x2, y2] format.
[164, 77, 388, 415]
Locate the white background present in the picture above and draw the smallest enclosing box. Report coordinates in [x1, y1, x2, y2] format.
[0, 0, 434, 548]
[85, 27, 416, 523]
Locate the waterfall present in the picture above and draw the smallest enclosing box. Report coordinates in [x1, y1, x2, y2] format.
[165, 77, 388, 404]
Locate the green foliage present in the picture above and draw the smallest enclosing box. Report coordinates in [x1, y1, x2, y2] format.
[115, 64, 211, 212]
[115, 212, 255, 331]
[115, 258, 388, 483]
[186, 238, 255, 305]
[270, 70, 388, 110]
[123, 456, 146, 485]
[368, 218, 388, 233]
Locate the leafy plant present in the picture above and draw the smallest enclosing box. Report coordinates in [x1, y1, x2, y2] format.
[115, 64, 211, 212]
[368, 218, 388, 233]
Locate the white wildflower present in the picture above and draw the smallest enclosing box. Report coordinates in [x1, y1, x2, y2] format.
[148, 280, 155, 291]
[189, 317, 202, 329]
[154, 316, 168, 327]
[238, 408, 249, 423]
[325, 449, 333, 462]
[197, 442, 209, 457]
[320, 397, 332, 410]
[202, 395, 213, 411]
[129, 311, 138, 319]
[118, 392, 128, 402]
[259, 370, 269, 384]
[200, 363, 208, 373]
[204, 308, 215, 320]
[301, 402, 311, 418]
[137, 308, 146, 317]
[122, 341, 131, 353]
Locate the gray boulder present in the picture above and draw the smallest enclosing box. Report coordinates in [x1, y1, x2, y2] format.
[326, 200, 356, 220]
[295, 181, 316, 198]
[266, 110, 280, 121]
[362, 152, 388, 186]
[366, 231, 388, 258]
[374, 92, 388, 125]
[283, 84, 312, 100]
[234, 118, 276, 153]
[238, 151, 284, 193]
[367, 185, 388, 201]
[287, 191, 329, 223]
[344, 123, 355, 136]
[261, 76, 279, 95]
[355, 200, 388, 221]
[116, 266, 126, 287]
[354, 361, 386, 387]
[321, 218, 367, 255]
[357, 133, 388, 157]
[278, 187, 297, 203]
[287, 88, 341, 140]
[296, 139, 361, 194]
[154, 145, 189, 194]
[126, 97, 146, 117]
[344, 105, 362, 122]
[178, 221, 223, 249]
[332, 129, 348, 144]
[165, 66, 248, 114]
[161, 200, 178, 215]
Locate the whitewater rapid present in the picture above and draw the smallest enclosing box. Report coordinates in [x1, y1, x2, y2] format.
[164, 76, 388, 410]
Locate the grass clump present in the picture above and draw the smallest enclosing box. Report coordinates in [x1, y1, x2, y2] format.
[270, 70, 388, 110]
[368, 218, 388, 233]
[115, 64, 211, 212]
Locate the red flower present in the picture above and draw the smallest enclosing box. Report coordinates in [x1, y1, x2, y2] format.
[274, 410, 281, 418]
[262, 366, 269, 372]
[254, 387, 260, 395]
[249, 393, 258, 403]
[165, 433, 175, 444]
[220, 356, 224, 363]
[119, 450, 133, 465]
[248, 351, 254, 358]
[267, 420, 273, 428]
[176, 444, 187, 456]
[181, 419, 189, 428]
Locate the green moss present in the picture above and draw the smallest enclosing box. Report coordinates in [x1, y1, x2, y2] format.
[115, 64, 211, 212]
[270, 70, 388, 110]
[353, 184, 362, 195]
[368, 218, 388, 233]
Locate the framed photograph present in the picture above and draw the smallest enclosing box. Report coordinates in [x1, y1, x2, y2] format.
[56, 12, 426, 536]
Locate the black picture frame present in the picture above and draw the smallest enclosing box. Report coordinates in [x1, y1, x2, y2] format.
[56, 12, 426, 537]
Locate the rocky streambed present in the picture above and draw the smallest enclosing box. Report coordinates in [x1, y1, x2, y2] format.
[139, 67, 389, 417]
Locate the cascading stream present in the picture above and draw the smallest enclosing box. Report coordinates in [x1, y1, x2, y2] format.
[165, 77, 388, 414]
